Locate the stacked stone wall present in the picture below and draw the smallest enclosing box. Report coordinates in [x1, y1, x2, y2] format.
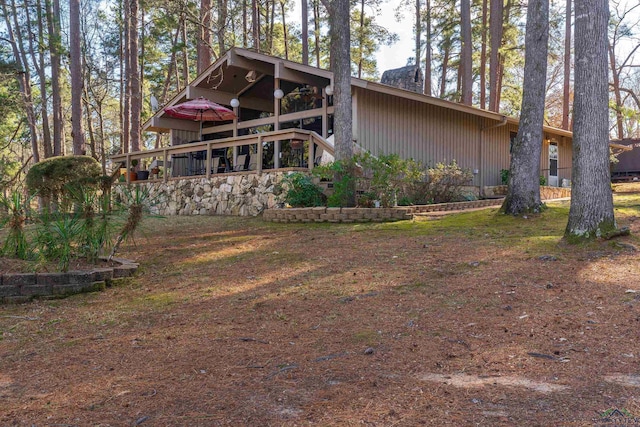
[114, 171, 287, 216]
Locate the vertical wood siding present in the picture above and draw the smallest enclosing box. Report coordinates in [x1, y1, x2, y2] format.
[355, 89, 572, 188]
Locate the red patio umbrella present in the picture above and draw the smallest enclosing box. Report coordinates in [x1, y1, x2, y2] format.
[163, 97, 236, 140]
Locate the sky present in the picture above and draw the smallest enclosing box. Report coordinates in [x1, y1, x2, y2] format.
[291, 0, 640, 79]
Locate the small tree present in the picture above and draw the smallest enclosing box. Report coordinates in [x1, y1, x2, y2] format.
[25, 156, 102, 212]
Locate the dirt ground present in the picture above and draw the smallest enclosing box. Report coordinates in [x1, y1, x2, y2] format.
[3, 186, 640, 426]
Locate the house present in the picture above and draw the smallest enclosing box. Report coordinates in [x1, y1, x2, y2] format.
[610, 139, 639, 181]
[112, 48, 574, 216]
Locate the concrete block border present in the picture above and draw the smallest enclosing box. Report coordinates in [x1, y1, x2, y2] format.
[262, 198, 506, 223]
[0, 257, 138, 304]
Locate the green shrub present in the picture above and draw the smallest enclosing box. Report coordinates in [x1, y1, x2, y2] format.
[406, 160, 473, 204]
[313, 159, 357, 207]
[277, 172, 326, 207]
[0, 191, 34, 259]
[35, 213, 83, 272]
[500, 169, 510, 185]
[25, 156, 101, 212]
[539, 175, 547, 186]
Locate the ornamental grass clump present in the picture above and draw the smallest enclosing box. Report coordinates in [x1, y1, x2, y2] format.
[0, 191, 34, 259]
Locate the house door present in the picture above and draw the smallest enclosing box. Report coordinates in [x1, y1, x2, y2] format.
[549, 142, 558, 187]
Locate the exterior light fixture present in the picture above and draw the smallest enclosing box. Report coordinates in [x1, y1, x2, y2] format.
[274, 88, 285, 99]
[325, 85, 333, 96]
[230, 98, 240, 108]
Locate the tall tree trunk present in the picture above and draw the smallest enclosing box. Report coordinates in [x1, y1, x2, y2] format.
[243, 0, 248, 47]
[3, 0, 40, 162]
[252, 0, 260, 51]
[460, 0, 473, 105]
[357, 0, 365, 78]
[314, 0, 321, 67]
[122, 0, 130, 153]
[46, 0, 63, 155]
[301, 0, 308, 64]
[281, 0, 289, 59]
[424, 0, 431, 96]
[561, 0, 571, 130]
[181, 17, 189, 85]
[502, 0, 549, 215]
[608, 44, 625, 139]
[31, 0, 53, 158]
[70, 0, 85, 155]
[326, 0, 354, 206]
[415, 0, 421, 68]
[216, 0, 227, 58]
[480, 0, 488, 109]
[129, 0, 141, 153]
[199, 0, 212, 72]
[566, 0, 615, 239]
[439, 45, 450, 98]
[489, 0, 503, 111]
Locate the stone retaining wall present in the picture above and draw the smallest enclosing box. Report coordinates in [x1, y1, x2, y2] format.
[484, 185, 571, 199]
[0, 258, 138, 303]
[262, 199, 505, 223]
[114, 171, 289, 216]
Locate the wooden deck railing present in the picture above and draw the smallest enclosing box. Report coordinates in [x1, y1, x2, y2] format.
[110, 129, 335, 183]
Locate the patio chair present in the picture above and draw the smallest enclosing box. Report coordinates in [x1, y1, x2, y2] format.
[248, 155, 257, 171]
[234, 154, 248, 171]
[211, 156, 220, 174]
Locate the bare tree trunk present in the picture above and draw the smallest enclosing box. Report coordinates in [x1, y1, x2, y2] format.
[122, 0, 130, 153]
[314, 0, 321, 67]
[181, 18, 189, 84]
[608, 43, 625, 139]
[502, 0, 549, 215]
[129, 0, 141, 153]
[424, 0, 431, 96]
[326, 0, 354, 206]
[252, 0, 260, 51]
[566, 0, 615, 239]
[415, 0, 421, 68]
[46, 0, 63, 155]
[281, 0, 289, 59]
[198, 0, 212, 72]
[460, 0, 472, 105]
[269, 1, 275, 52]
[3, 0, 40, 162]
[301, 0, 308, 64]
[480, 0, 488, 108]
[243, 0, 248, 47]
[30, 0, 53, 158]
[439, 45, 450, 98]
[489, 0, 503, 111]
[561, 0, 571, 129]
[357, 0, 365, 78]
[216, 0, 227, 58]
[70, 0, 86, 155]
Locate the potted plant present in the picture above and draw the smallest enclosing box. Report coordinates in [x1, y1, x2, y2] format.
[128, 159, 138, 182]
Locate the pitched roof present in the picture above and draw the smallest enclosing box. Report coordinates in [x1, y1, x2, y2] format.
[143, 47, 573, 140]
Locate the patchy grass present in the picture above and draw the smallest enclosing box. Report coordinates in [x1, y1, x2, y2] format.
[3, 185, 640, 425]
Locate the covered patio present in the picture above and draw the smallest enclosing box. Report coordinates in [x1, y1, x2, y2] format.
[112, 48, 337, 183]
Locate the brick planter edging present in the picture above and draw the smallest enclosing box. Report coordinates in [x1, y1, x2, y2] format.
[262, 198, 506, 223]
[0, 257, 138, 304]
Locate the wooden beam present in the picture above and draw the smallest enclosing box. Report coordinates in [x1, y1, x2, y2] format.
[186, 86, 274, 113]
[275, 62, 328, 87]
[227, 49, 274, 76]
[150, 117, 199, 132]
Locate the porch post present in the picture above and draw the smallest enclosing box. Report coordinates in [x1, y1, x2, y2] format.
[274, 78, 281, 169]
[163, 149, 168, 183]
[257, 135, 263, 174]
[206, 142, 212, 178]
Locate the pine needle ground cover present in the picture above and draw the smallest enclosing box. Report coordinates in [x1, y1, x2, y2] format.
[2, 184, 640, 425]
